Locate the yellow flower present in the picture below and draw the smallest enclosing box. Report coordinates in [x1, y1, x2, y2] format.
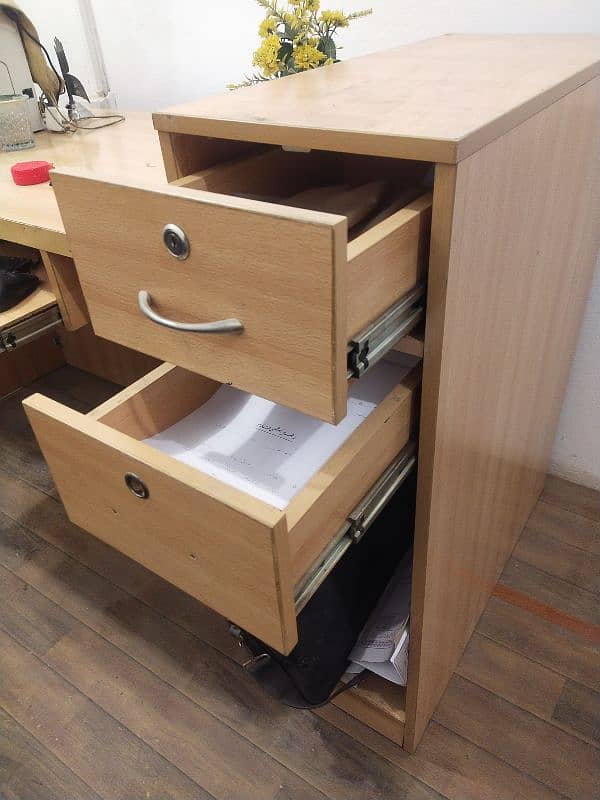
[293, 43, 326, 70]
[283, 11, 301, 29]
[253, 33, 281, 76]
[320, 9, 349, 26]
[305, 0, 320, 9]
[258, 16, 278, 37]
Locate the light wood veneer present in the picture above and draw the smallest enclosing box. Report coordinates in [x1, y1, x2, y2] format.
[51, 158, 430, 422]
[24, 362, 417, 654]
[23, 35, 600, 753]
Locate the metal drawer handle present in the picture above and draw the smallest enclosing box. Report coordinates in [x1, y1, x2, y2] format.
[138, 291, 244, 334]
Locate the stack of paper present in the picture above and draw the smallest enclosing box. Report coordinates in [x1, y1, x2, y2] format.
[344, 549, 412, 686]
[144, 358, 415, 510]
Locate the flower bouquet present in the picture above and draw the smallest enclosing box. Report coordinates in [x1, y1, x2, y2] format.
[229, 0, 372, 88]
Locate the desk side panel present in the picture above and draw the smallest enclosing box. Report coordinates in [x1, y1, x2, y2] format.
[405, 78, 600, 750]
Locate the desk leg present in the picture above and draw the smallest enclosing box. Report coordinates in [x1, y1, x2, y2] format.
[40, 252, 88, 331]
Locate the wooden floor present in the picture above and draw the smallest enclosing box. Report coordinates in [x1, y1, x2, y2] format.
[0, 365, 598, 800]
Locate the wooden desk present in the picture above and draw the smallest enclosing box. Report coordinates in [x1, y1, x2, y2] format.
[0, 113, 162, 392]
[18, 35, 600, 753]
[0, 111, 165, 255]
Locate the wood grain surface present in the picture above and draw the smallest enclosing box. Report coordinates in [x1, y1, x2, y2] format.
[1, 366, 598, 798]
[405, 78, 600, 749]
[52, 169, 348, 422]
[23, 392, 298, 654]
[23, 360, 417, 652]
[40, 252, 88, 331]
[0, 112, 164, 256]
[154, 35, 600, 163]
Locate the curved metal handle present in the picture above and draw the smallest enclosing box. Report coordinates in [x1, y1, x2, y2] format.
[137, 291, 244, 334]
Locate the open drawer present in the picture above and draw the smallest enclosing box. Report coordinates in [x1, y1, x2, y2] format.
[0, 243, 88, 353]
[51, 147, 431, 422]
[24, 359, 419, 654]
[0, 264, 61, 353]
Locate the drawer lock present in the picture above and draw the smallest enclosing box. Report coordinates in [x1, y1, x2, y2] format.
[124, 472, 149, 499]
[163, 223, 190, 260]
[294, 441, 417, 613]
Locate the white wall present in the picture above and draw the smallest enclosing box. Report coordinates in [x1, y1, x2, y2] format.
[19, 0, 600, 489]
[18, 0, 102, 100]
[87, 0, 600, 109]
[550, 266, 600, 490]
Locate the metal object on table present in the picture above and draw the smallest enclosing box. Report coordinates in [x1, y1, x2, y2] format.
[0, 94, 34, 151]
[54, 37, 90, 113]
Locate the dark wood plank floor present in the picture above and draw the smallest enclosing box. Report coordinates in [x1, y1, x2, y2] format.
[0, 365, 598, 800]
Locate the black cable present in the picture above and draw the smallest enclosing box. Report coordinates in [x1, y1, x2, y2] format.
[71, 113, 125, 130]
[43, 98, 125, 131]
[282, 672, 365, 709]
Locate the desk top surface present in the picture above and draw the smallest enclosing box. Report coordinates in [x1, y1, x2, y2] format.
[3, 36, 599, 256]
[154, 34, 600, 163]
[0, 112, 164, 256]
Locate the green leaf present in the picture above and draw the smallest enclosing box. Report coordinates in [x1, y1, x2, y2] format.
[278, 40, 293, 66]
[318, 36, 336, 61]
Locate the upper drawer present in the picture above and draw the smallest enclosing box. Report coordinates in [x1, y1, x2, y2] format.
[52, 149, 431, 422]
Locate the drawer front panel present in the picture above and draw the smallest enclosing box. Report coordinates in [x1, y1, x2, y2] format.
[52, 170, 347, 423]
[23, 394, 297, 653]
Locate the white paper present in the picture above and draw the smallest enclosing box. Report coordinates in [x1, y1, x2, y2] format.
[344, 632, 409, 686]
[144, 359, 413, 510]
[344, 550, 412, 686]
[389, 630, 410, 686]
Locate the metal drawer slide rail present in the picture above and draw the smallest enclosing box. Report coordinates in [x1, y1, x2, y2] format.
[347, 284, 425, 380]
[294, 441, 417, 614]
[0, 307, 62, 352]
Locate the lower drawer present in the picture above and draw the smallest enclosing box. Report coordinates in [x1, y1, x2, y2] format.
[24, 360, 418, 653]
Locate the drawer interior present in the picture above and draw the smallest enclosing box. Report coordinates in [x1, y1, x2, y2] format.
[89, 356, 420, 587]
[174, 147, 432, 240]
[175, 147, 433, 339]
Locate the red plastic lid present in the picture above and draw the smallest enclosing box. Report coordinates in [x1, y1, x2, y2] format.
[11, 160, 54, 186]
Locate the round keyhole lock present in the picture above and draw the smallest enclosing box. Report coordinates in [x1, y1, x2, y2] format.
[124, 472, 149, 499]
[162, 223, 190, 260]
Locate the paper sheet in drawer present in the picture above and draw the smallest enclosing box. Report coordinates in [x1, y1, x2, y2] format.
[144, 360, 412, 509]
